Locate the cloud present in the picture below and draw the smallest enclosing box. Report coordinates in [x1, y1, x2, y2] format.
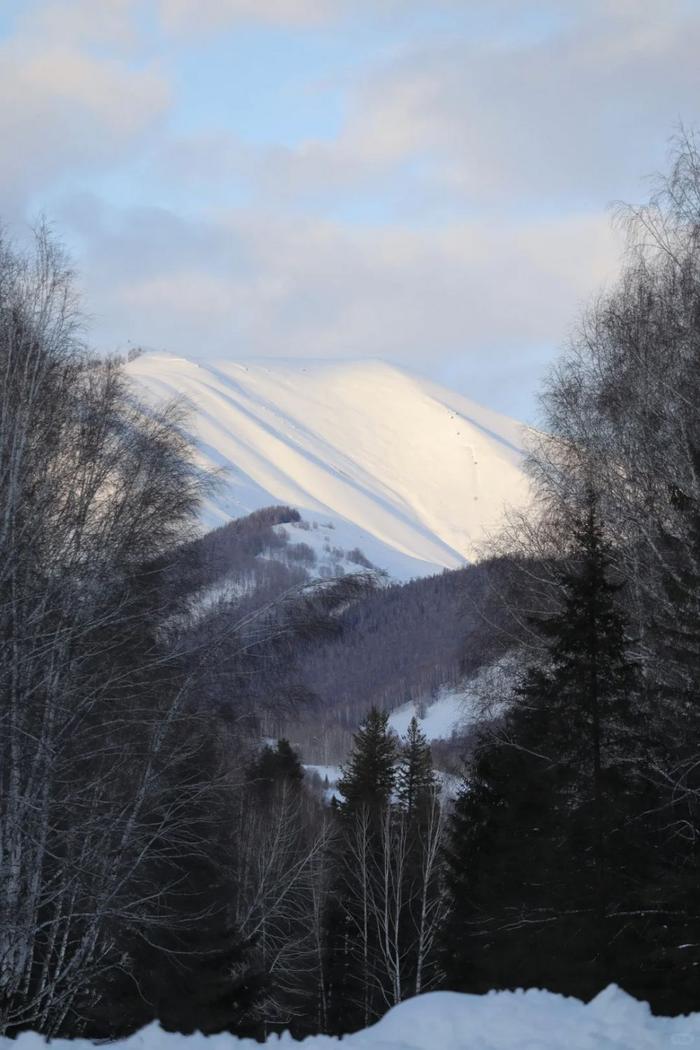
[149, 0, 700, 218]
[324, 1, 700, 203]
[0, 45, 169, 214]
[159, 0, 332, 30]
[4, 0, 697, 418]
[63, 197, 618, 419]
[157, 0, 453, 32]
[15, 0, 141, 49]
[0, 7, 170, 215]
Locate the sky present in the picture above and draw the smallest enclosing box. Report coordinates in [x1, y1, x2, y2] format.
[2, 0, 700, 421]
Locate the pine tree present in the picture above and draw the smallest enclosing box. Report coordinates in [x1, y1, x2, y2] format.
[248, 738, 305, 801]
[337, 708, 396, 817]
[443, 494, 644, 999]
[395, 718, 444, 998]
[396, 717, 436, 819]
[326, 710, 447, 1024]
[534, 494, 639, 952]
[325, 709, 397, 1034]
[149, 924, 263, 1038]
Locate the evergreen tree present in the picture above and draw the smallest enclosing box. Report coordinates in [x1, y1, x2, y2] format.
[396, 717, 436, 819]
[532, 494, 639, 964]
[325, 709, 397, 1034]
[248, 739, 305, 801]
[137, 922, 262, 1039]
[443, 495, 646, 1000]
[336, 708, 396, 817]
[395, 718, 444, 998]
[325, 710, 446, 1027]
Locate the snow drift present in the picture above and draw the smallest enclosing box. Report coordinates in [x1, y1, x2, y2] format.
[5, 986, 695, 1049]
[126, 355, 530, 580]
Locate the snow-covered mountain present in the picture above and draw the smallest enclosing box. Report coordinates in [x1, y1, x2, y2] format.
[127, 354, 530, 580]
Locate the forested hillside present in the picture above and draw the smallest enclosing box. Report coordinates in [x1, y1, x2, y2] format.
[154, 510, 522, 763]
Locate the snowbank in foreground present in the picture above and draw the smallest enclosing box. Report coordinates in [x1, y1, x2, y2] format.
[5, 986, 698, 1050]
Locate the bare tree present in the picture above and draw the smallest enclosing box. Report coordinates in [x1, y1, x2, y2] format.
[0, 225, 211, 1034]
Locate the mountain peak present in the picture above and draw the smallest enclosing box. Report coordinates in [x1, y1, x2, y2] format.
[127, 354, 530, 580]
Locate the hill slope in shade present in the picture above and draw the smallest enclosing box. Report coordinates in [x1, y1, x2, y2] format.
[127, 355, 530, 579]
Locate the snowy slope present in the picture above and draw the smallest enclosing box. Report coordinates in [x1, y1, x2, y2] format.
[388, 685, 476, 741]
[127, 355, 530, 580]
[9, 985, 696, 1047]
[388, 655, 519, 741]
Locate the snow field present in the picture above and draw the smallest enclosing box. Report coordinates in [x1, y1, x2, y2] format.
[6, 985, 694, 1049]
[388, 685, 477, 741]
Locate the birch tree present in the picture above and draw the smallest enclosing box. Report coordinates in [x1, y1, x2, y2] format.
[0, 225, 210, 1035]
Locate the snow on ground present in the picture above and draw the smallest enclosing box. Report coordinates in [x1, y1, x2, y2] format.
[389, 654, 524, 743]
[187, 577, 257, 614]
[8, 985, 695, 1048]
[273, 519, 382, 579]
[126, 355, 530, 581]
[304, 764, 342, 803]
[388, 684, 479, 741]
[434, 769, 462, 799]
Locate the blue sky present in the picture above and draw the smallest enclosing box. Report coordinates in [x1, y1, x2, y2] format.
[2, 0, 700, 420]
